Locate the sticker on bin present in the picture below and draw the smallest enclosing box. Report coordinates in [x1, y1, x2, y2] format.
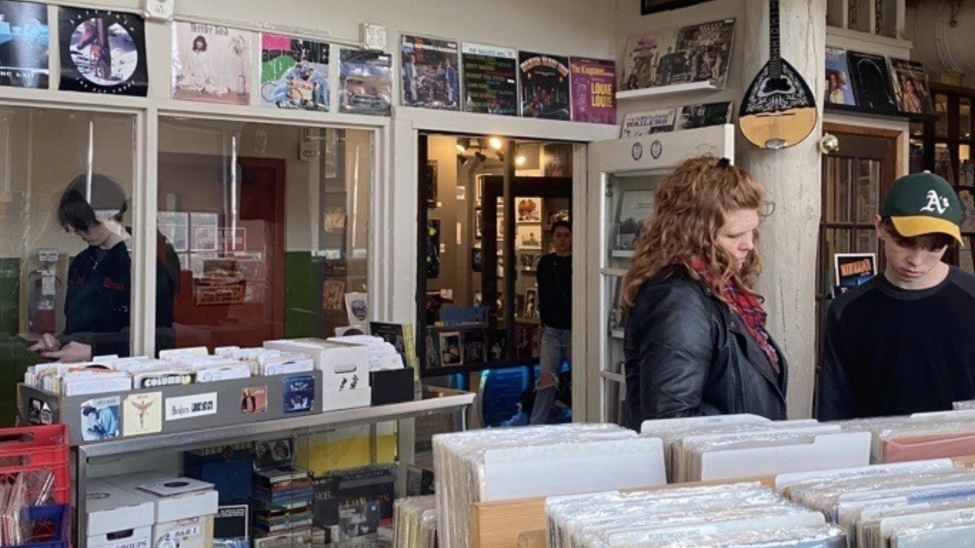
[81, 396, 121, 442]
[165, 392, 218, 421]
[124, 392, 162, 437]
[283, 375, 315, 413]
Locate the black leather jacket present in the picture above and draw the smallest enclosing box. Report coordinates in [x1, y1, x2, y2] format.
[623, 265, 788, 430]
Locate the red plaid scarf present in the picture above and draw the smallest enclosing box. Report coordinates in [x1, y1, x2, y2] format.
[688, 259, 781, 374]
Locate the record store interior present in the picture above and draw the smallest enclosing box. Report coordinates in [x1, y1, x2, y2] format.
[2, 0, 975, 547]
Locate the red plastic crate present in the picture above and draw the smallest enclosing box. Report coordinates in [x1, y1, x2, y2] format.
[0, 425, 69, 505]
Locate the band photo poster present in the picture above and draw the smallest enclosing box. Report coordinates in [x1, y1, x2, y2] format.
[888, 58, 934, 114]
[570, 57, 616, 124]
[59, 7, 148, 96]
[171, 21, 253, 105]
[621, 27, 679, 91]
[401, 33, 460, 111]
[0, 0, 49, 88]
[260, 33, 329, 111]
[518, 51, 570, 120]
[461, 42, 517, 116]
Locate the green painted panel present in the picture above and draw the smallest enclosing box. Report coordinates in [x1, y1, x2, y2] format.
[284, 251, 320, 338]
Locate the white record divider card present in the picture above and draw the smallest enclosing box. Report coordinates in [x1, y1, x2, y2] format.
[694, 430, 872, 482]
[480, 437, 665, 501]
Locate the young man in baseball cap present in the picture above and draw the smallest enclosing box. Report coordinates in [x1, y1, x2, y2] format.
[817, 172, 975, 420]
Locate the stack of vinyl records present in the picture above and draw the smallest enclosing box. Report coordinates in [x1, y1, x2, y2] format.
[545, 482, 845, 548]
[827, 410, 975, 463]
[778, 459, 975, 547]
[252, 466, 314, 539]
[432, 423, 666, 548]
[640, 415, 871, 482]
[392, 495, 436, 548]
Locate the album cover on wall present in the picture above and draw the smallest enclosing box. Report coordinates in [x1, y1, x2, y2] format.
[461, 42, 517, 116]
[888, 58, 933, 114]
[621, 109, 677, 137]
[260, 33, 329, 111]
[621, 27, 679, 90]
[824, 46, 856, 106]
[676, 101, 732, 130]
[847, 50, 898, 113]
[339, 48, 392, 116]
[671, 18, 735, 89]
[401, 34, 460, 110]
[59, 7, 147, 96]
[0, 0, 49, 88]
[172, 21, 253, 105]
[518, 51, 570, 120]
[569, 57, 616, 124]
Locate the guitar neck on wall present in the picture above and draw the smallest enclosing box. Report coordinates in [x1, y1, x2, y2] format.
[738, 0, 818, 149]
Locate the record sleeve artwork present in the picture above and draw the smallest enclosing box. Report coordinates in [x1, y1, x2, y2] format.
[58, 7, 147, 96]
[0, 0, 49, 88]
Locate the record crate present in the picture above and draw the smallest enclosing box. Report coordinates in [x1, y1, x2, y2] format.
[0, 424, 70, 505]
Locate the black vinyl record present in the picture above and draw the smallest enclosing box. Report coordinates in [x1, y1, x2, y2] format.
[58, 7, 147, 96]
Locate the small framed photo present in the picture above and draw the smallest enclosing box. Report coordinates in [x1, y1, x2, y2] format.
[471, 246, 483, 272]
[524, 287, 538, 319]
[475, 207, 483, 239]
[345, 291, 368, 325]
[439, 331, 462, 366]
[518, 251, 539, 272]
[516, 225, 542, 249]
[516, 197, 542, 222]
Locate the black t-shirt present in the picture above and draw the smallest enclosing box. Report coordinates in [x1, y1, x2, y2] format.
[536, 253, 572, 330]
[818, 266, 975, 420]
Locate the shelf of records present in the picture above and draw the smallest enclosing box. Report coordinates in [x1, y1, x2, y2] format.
[432, 412, 975, 548]
[0, 5, 617, 124]
[824, 46, 940, 119]
[620, 100, 733, 138]
[18, 332, 424, 445]
[423, 320, 541, 370]
[77, 429, 449, 547]
[620, 18, 737, 95]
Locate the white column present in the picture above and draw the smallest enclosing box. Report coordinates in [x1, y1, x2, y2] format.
[737, 0, 825, 419]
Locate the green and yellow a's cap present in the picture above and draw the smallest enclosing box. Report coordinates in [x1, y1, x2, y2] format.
[881, 171, 963, 244]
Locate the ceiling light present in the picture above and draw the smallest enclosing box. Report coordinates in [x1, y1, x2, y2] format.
[474, 151, 488, 163]
[489, 137, 503, 150]
[456, 137, 470, 154]
[496, 151, 505, 163]
[515, 155, 526, 166]
[457, 154, 469, 165]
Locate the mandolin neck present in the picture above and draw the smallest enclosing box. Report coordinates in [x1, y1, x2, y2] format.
[769, 0, 782, 78]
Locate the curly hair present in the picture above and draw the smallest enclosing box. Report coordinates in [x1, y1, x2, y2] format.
[620, 154, 768, 314]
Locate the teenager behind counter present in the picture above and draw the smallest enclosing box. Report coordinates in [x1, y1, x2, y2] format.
[817, 172, 975, 420]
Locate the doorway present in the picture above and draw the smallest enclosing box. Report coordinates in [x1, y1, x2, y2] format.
[815, 124, 900, 383]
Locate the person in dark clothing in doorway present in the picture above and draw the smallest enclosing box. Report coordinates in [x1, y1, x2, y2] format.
[817, 172, 975, 420]
[29, 173, 175, 362]
[529, 220, 573, 425]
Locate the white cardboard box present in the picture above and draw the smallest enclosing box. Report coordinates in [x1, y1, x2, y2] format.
[88, 525, 152, 548]
[104, 472, 219, 522]
[264, 338, 371, 411]
[85, 479, 155, 537]
[151, 514, 214, 548]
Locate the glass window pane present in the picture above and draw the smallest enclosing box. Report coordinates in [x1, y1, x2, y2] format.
[158, 119, 372, 349]
[0, 106, 137, 424]
[854, 159, 880, 223]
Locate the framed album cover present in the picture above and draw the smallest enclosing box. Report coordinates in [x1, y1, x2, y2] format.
[58, 7, 148, 96]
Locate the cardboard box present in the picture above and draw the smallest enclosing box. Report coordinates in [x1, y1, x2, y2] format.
[264, 339, 371, 411]
[85, 479, 154, 538]
[88, 525, 152, 548]
[369, 367, 415, 406]
[105, 472, 219, 548]
[18, 369, 323, 445]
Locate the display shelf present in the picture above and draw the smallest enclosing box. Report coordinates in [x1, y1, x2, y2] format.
[610, 250, 635, 259]
[610, 329, 624, 340]
[616, 80, 720, 101]
[600, 267, 628, 277]
[73, 386, 474, 548]
[600, 370, 624, 384]
[824, 102, 938, 123]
